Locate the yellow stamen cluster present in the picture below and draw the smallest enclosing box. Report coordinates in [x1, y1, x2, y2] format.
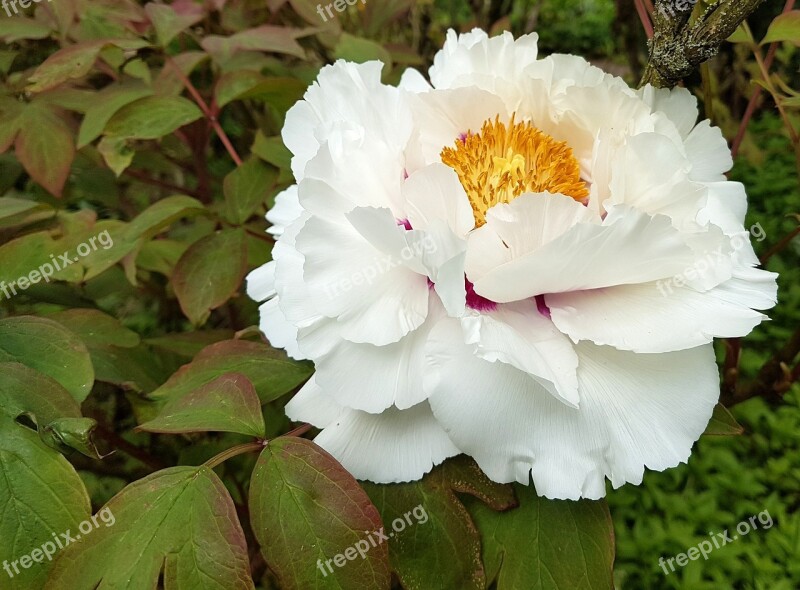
[440, 115, 589, 227]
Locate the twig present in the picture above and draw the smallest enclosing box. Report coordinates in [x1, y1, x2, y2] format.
[123, 168, 203, 199]
[634, 0, 654, 39]
[93, 425, 167, 471]
[166, 56, 244, 167]
[732, 0, 795, 158]
[760, 224, 800, 265]
[727, 327, 800, 405]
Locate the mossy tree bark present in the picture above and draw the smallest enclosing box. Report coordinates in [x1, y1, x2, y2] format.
[640, 0, 764, 88]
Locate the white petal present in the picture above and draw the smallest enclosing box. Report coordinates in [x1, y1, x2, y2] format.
[685, 120, 732, 181]
[399, 67, 432, 93]
[461, 300, 580, 407]
[606, 132, 707, 228]
[469, 199, 705, 302]
[266, 185, 303, 237]
[547, 281, 768, 353]
[465, 192, 597, 282]
[296, 215, 429, 346]
[426, 318, 719, 499]
[314, 402, 461, 483]
[637, 85, 698, 138]
[696, 181, 748, 235]
[430, 29, 538, 91]
[283, 60, 412, 179]
[258, 298, 303, 359]
[285, 377, 344, 428]
[302, 126, 407, 216]
[406, 86, 508, 170]
[246, 261, 276, 302]
[403, 163, 474, 237]
[314, 298, 445, 413]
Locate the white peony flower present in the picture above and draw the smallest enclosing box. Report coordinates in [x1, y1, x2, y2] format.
[247, 29, 778, 500]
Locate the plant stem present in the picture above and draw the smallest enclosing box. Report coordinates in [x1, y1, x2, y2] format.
[167, 56, 244, 167]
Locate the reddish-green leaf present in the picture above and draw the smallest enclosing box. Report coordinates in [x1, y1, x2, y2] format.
[173, 228, 248, 325]
[703, 403, 745, 436]
[0, 17, 53, 42]
[250, 437, 391, 590]
[761, 10, 800, 45]
[45, 466, 255, 590]
[201, 26, 308, 61]
[145, 2, 203, 46]
[224, 158, 278, 224]
[105, 96, 204, 140]
[28, 42, 106, 93]
[469, 483, 615, 590]
[363, 456, 516, 590]
[77, 82, 153, 147]
[148, 339, 311, 404]
[14, 102, 75, 197]
[139, 373, 266, 436]
[0, 316, 94, 403]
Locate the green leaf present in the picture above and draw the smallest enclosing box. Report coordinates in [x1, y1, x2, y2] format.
[239, 77, 308, 115]
[14, 102, 75, 197]
[145, 329, 235, 357]
[0, 317, 94, 402]
[105, 96, 204, 140]
[215, 70, 267, 108]
[77, 82, 153, 148]
[144, 2, 203, 47]
[124, 195, 206, 242]
[0, 17, 52, 42]
[469, 483, 615, 590]
[45, 466, 255, 590]
[0, 362, 92, 588]
[201, 26, 307, 62]
[49, 309, 140, 348]
[334, 34, 392, 69]
[148, 339, 311, 404]
[727, 23, 753, 44]
[0, 231, 84, 286]
[98, 136, 135, 176]
[250, 437, 391, 590]
[28, 42, 106, 93]
[252, 132, 292, 171]
[224, 158, 278, 224]
[0, 362, 82, 424]
[138, 373, 266, 436]
[41, 417, 102, 459]
[0, 422, 91, 590]
[173, 228, 248, 325]
[761, 10, 800, 45]
[363, 456, 517, 590]
[0, 97, 24, 153]
[703, 403, 745, 436]
[46, 310, 165, 393]
[0, 197, 51, 229]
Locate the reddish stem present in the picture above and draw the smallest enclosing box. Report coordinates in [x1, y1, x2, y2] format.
[634, 0, 654, 38]
[760, 225, 800, 265]
[731, 0, 795, 158]
[166, 56, 244, 167]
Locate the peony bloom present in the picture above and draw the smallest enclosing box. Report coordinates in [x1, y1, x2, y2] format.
[248, 29, 777, 500]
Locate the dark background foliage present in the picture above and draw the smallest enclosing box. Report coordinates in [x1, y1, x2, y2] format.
[0, 0, 798, 588]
